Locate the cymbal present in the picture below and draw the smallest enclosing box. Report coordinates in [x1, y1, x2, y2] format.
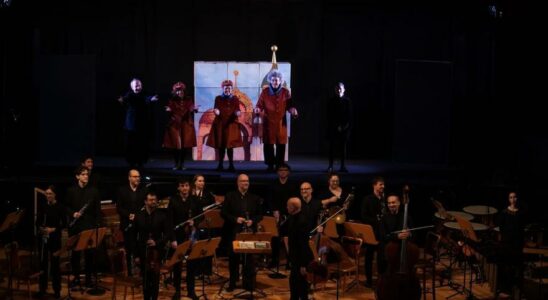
[434, 211, 474, 221]
[463, 205, 498, 215]
[443, 221, 488, 231]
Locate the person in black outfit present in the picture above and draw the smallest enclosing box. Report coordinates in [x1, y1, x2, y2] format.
[360, 176, 385, 287]
[116, 169, 148, 276]
[134, 191, 173, 300]
[267, 163, 299, 268]
[326, 82, 352, 173]
[117, 78, 159, 168]
[496, 191, 525, 297]
[299, 182, 323, 235]
[221, 174, 263, 291]
[378, 194, 411, 275]
[190, 174, 215, 275]
[80, 154, 101, 190]
[65, 166, 101, 288]
[286, 197, 313, 300]
[35, 186, 66, 299]
[168, 178, 200, 300]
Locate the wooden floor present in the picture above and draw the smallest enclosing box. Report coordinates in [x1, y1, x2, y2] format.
[1, 255, 501, 300]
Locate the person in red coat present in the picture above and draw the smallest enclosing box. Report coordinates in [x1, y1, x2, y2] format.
[206, 80, 243, 171]
[255, 70, 298, 171]
[162, 81, 198, 170]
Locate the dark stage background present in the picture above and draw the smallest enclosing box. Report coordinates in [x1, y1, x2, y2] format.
[0, 1, 545, 204]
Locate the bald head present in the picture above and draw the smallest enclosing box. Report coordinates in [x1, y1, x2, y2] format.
[287, 197, 301, 215]
[237, 173, 250, 193]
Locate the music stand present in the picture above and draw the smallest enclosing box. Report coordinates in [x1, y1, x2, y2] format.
[344, 222, 378, 246]
[449, 215, 481, 300]
[259, 216, 286, 279]
[73, 227, 108, 295]
[197, 209, 225, 282]
[232, 232, 272, 299]
[164, 240, 192, 270]
[187, 238, 221, 300]
[53, 233, 83, 299]
[1, 209, 25, 300]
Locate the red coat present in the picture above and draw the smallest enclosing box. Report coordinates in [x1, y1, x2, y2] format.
[206, 95, 243, 149]
[256, 86, 293, 144]
[162, 97, 197, 149]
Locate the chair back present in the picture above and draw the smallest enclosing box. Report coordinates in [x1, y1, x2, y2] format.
[341, 236, 363, 260]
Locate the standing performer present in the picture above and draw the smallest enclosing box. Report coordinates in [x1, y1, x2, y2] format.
[221, 174, 263, 291]
[378, 194, 411, 275]
[267, 163, 299, 268]
[206, 80, 243, 172]
[496, 191, 525, 297]
[286, 197, 313, 300]
[162, 81, 198, 170]
[255, 70, 298, 171]
[116, 169, 148, 276]
[65, 166, 101, 288]
[35, 186, 66, 299]
[134, 191, 173, 300]
[118, 78, 159, 168]
[326, 82, 352, 173]
[360, 176, 386, 287]
[168, 178, 200, 300]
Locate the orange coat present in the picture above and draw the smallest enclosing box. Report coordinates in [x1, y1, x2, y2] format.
[162, 97, 197, 149]
[256, 86, 293, 144]
[206, 95, 243, 149]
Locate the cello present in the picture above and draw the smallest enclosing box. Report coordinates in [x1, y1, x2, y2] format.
[376, 185, 421, 300]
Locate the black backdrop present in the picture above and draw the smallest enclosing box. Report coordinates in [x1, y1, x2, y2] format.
[0, 0, 542, 172]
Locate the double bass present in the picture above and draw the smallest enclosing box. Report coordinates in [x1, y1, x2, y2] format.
[376, 185, 421, 300]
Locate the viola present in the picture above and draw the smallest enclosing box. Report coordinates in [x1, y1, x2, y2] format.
[376, 185, 421, 300]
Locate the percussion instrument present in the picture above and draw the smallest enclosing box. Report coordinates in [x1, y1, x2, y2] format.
[463, 205, 498, 215]
[444, 221, 488, 231]
[434, 211, 474, 221]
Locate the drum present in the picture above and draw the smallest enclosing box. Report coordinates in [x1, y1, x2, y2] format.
[463, 205, 498, 226]
[434, 211, 474, 221]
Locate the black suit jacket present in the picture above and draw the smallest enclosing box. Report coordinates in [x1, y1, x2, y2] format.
[221, 190, 263, 240]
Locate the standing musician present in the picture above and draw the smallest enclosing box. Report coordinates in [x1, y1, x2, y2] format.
[190, 174, 215, 275]
[35, 186, 66, 299]
[299, 182, 323, 236]
[378, 194, 412, 275]
[286, 197, 313, 300]
[360, 176, 386, 287]
[168, 178, 200, 300]
[267, 163, 299, 268]
[65, 166, 101, 288]
[116, 169, 148, 276]
[221, 174, 263, 292]
[134, 191, 173, 300]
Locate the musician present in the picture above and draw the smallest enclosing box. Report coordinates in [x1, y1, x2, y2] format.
[221, 174, 263, 292]
[190, 174, 215, 275]
[299, 182, 323, 235]
[65, 166, 101, 288]
[267, 163, 299, 268]
[319, 173, 347, 209]
[378, 194, 412, 275]
[116, 169, 148, 276]
[35, 186, 66, 299]
[80, 154, 101, 190]
[496, 191, 525, 296]
[286, 197, 313, 300]
[134, 191, 173, 300]
[360, 176, 385, 287]
[168, 178, 200, 300]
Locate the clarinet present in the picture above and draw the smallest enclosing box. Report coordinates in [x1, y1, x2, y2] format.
[69, 202, 90, 228]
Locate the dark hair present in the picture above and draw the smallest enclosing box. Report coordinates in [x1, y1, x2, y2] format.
[80, 154, 94, 164]
[371, 176, 385, 186]
[146, 191, 157, 198]
[276, 163, 291, 171]
[74, 166, 89, 176]
[192, 174, 205, 184]
[46, 185, 56, 195]
[327, 172, 339, 181]
[177, 177, 190, 186]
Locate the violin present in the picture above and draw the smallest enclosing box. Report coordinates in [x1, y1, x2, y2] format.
[376, 185, 421, 300]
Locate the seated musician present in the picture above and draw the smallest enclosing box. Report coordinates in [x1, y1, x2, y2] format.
[168, 178, 200, 300]
[378, 193, 412, 275]
[133, 191, 173, 300]
[286, 197, 313, 300]
[221, 174, 263, 292]
[35, 186, 66, 299]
